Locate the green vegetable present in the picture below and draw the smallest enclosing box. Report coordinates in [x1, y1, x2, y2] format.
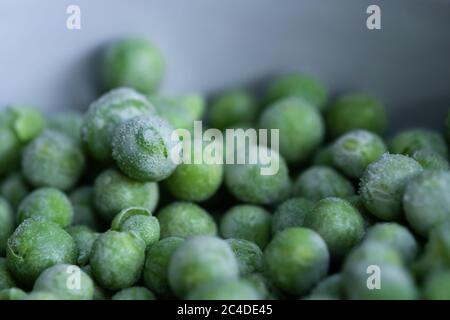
[389, 129, 448, 158]
[187, 279, 262, 300]
[0, 172, 30, 208]
[0, 198, 14, 256]
[272, 198, 314, 234]
[66, 225, 99, 266]
[112, 287, 156, 300]
[225, 238, 264, 275]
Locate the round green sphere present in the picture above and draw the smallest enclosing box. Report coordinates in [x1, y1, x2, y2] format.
[258, 96, 324, 163]
[112, 286, 156, 300]
[331, 130, 387, 178]
[304, 197, 365, 259]
[18, 187, 73, 227]
[149, 95, 199, 131]
[225, 239, 264, 276]
[93, 168, 159, 222]
[90, 230, 146, 290]
[81, 87, 155, 162]
[33, 264, 94, 300]
[187, 279, 262, 300]
[168, 236, 239, 298]
[6, 218, 77, 286]
[157, 202, 217, 239]
[0, 172, 30, 208]
[360, 153, 422, 221]
[0, 198, 14, 256]
[22, 130, 85, 190]
[102, 38, 165, 94]
[293, 166, 354, 201]
[112, 114, 178, 182]
[46, 111, 83, 143]
[220, 205, 272, 249]
[389, 129, 448, 158]
[272, 197, 314, 234]
[411, 150, 449, 170]
[264, 227, 329, 296]
[325, 94, 386, 138]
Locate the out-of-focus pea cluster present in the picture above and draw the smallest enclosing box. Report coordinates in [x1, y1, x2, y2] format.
[1, 38, 450, 300]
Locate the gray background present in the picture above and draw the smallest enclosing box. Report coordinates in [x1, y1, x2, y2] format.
[0, 0, 449, 133]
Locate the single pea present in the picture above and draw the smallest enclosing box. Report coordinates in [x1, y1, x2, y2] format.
[411, 150, 449, 170]
[187, 279, 262, 300]
[220, 205, 272, 249]
[0, 198, 14, 256]
[112, 114, 178, 182]
[150, 94, 205, 121]
[309, 274, 344, 299]
[69, 186, 98, 230]
[148, 95, 197, 131]
[164, 140, 223, 202]
[157, 202, 217, 239]
[258, 96, 324, 163]
[304, 197, 365, 260]
[312, 144, 335, 167]
[272, 197, 314, 234]
[66, 225, 99, 266]
[422, 271, 450, 300]
[112, 286, 156, 300]
[33, 264, 94, 300]
[389, 129, 448, 158]
[225, 239, 264, 275]
[93, 168, 159, 222]
[208, 90, 259, 130]
[0, 257, 16, 290]
[175, 93, 206, 121]
[0, 288, 27, 300]
[22, 130, 85, 190]
[325, 94, 386, 138]
[225, 145, 290, 205]
[0, 172, 30, 208]
[143, 237, 184, 298]
[111, 207, 160, 247]
[102, 38, 165, 94]
[81, 87, 155, 162]
[363, 223, 418, 264]
[168, 236, 239, 298]
[265, 73, 328, 110]
[360, 153, 422, 221]
[331, 130, 387, 178]
[46, 111, 83, 142]
[0, 105, 45, 142]
[90, 230, 146, 290]
[18, 187, 73, 228]
[6, 218, 77, 286]
[293, 166, 354, 201]
[404, 170, 450, 236]
[264, 227, 330, 296]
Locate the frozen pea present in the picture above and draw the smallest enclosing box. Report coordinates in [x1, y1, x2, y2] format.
[168, 236, 239, 298]
[33, 264, 94, 300]
[69, 186, 98, 230]
[46, 111, 83, 142]
[208, 90, 258, 130]
[404, 170, 450, 236]
[164, 140, 223, 202]
[293, 166, 354, 201]
[143, 237, 184, 298]
[389, 129, 448, 158]
[344, 241, 404, 269]
[102, 38, 165, 94]
[93, 168, 159, 222]
[363, 223, 418, 264]
[82, 87, 155, 162]
[111, 207, 160, 247]
[0, 288, 27, 300]
[22, 130, 85, 190]
[258, 96, 324, 163]
[148, 95, 197, 131]
[157, 202, 217, 239]
[272, 197, 314, 234]
[264, 228, 329, 296]
[112, 114, 178, 182]
[90, 230, 146, 290]
[112, 287, 156, 300]
[225, 145, 290, 205]
[6, 218, 77, 286]
[0, 257, 16, 290]
[360, 153, 422, 221]
[0, 198, 14, 256]
[309, 274, 344, 299]
[325, 94, 386, 138]
[220, 205, 272, 249]
[411, 150, 449, 170]
[66, 225, 99, 266]
[422, 271, 450, 300]
[331, 130, 387, 178]
[265, 73, 328, 110]
[187, 279, 262, 300]
[18, 187, 73, 228]
[0, 172, 30, 208]
[225, 239, 264, 275]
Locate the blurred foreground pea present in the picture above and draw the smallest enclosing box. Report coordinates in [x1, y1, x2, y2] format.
[264, 228, 329, 296]
[102, 38, 165, 94]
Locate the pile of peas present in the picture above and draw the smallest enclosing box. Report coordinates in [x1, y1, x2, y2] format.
[2, 37, 450, 300]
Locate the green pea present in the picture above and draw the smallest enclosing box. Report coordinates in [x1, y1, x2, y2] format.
[0, 172, 30, 208]
[389, 129, 448, 158]
[112, 286, 156, 300]
[46, 111, 83, 143]
[309, 273, 344, 299]
[66, 225, 99, 266]
[225, 239, 263, 276]
[272, 197, 314, 234]
[0, 198, 14, 256]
